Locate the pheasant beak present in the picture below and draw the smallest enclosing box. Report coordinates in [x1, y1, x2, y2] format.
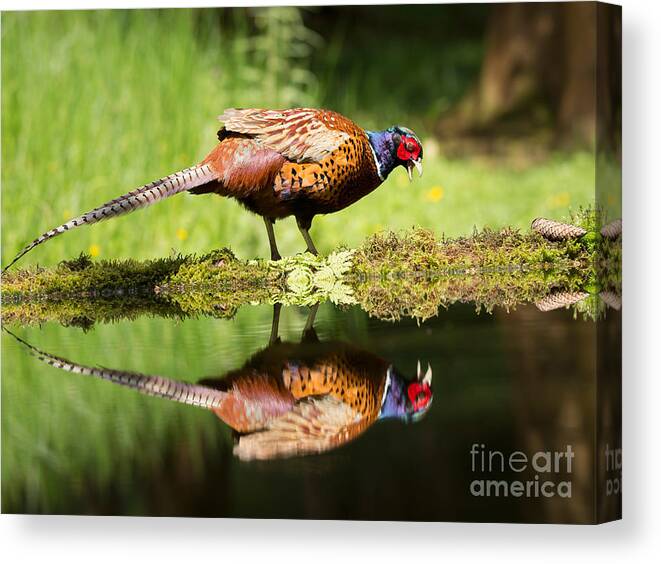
[416, 360, 433, 386]
[406, 159, 423, 182]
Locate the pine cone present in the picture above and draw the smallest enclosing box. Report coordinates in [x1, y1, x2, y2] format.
[531, 218, 587, 241]
[600, 219, 622, 240]
[599, 290, 622, 310]
[536, 291, 589, 312]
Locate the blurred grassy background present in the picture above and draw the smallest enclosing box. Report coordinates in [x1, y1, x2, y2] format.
[1, 8, 594, 267]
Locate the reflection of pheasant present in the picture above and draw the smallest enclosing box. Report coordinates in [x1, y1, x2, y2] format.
[4, 108, 423, 270]
[6, 307, 432, 460]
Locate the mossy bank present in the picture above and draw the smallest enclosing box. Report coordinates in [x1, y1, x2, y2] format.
[2, 222, 620, 327]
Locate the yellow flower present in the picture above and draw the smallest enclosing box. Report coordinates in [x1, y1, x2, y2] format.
[550, 192, 571, 208]
[176, 227, 189, 241]
[62, 210, 72, 220]
[89, 244, 100, 257]
[425, 185, 444, 202]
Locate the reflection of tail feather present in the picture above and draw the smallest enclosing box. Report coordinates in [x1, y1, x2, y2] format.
[531, 218, 587, 241]
[599, 290, 622, 310]
[600, 219, 622, 240]
[4, 328, 225, 409]
[535, 291, 590, 312]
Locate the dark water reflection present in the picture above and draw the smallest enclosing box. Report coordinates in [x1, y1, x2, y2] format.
[7, 305, 433, 462]
[2, 301, 620, 522]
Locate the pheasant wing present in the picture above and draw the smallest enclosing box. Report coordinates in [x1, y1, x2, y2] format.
[218, 108, 353, 163]
[233, 395, 369, 461]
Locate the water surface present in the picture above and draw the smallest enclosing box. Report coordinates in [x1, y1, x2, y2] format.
[2, 301, 616, 522]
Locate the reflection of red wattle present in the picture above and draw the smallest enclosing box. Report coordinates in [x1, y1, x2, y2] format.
[408, 382, 431, 410]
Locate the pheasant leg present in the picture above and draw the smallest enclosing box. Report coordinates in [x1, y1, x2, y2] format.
[302, 303, 320, 343]
[263, 217, 281, 261]
[270, 303, 282, 345]
[296, 217, 318, 255]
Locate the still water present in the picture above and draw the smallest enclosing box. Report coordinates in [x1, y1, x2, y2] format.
[2, 301, 616, 522]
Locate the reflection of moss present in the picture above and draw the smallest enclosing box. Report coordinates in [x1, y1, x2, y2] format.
[598, 235, 622, 293]
[3, 223, 611, 326]
[1, 294, 187, 330]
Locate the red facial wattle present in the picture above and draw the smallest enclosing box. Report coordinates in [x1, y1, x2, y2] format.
[397, 136, 421, 161]
[407, 382, 432, 410]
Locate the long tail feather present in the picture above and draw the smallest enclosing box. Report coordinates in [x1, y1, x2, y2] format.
[2, 163, 217, 272]
[4, 328, 225, 410]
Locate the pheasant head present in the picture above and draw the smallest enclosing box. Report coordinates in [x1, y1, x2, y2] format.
[367, 126, 424, 182]
[379, 361, 433, 423]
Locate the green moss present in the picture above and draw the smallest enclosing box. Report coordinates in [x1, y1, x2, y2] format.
[275, 250, 356, 306]
[3, 222, 617, 326]
[158, 249, 357, 315]
[156, 249, 276, 317]
[2, 252, 188, 299]
[350, 227, 590, 321]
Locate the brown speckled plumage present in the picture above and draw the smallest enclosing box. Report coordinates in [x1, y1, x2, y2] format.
[217, 342, 390, 461]
[195, 108, 381, 221]
[204, 342, 389, 436]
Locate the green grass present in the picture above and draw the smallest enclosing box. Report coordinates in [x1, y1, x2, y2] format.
[2, 9, 595, 271]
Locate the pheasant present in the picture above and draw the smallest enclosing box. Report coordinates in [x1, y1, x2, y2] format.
[5, 308, 433, 461]
[3, 108, 423, 270]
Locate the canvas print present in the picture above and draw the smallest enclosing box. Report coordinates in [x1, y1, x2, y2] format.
[1, 2, 621, 522]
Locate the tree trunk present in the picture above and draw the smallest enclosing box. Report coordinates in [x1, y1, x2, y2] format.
[439, 2, 612, 148]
